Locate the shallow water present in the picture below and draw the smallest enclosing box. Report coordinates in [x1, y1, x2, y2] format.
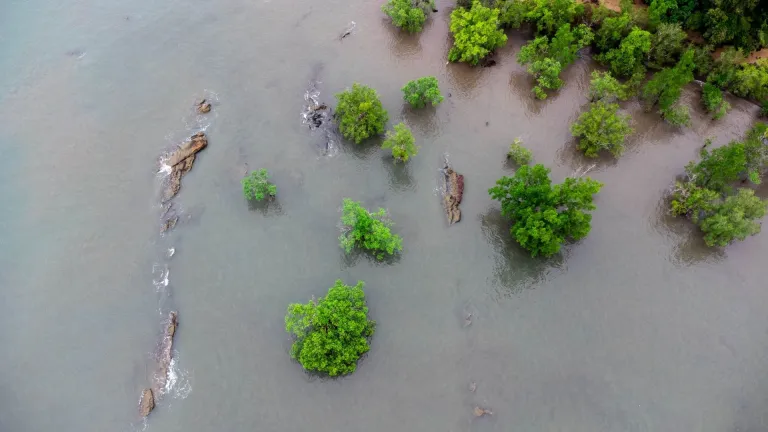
[2, 0, 768, 431]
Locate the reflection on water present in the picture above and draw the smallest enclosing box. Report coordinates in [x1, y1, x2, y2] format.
[381, 155, 416, 192]
[480, 207, 566, 297]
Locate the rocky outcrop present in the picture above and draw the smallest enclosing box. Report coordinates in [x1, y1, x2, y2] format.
[139, 388, 154, 417]
[155, 311, 178, 393]
[443, 164, 464, 225]
[162, 132, 208, 202]
[473, 406, 492, 417]
[196, 99, 211, 114]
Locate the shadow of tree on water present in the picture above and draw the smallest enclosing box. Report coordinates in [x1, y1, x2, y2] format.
[339, 246, 403, 270]
[479, 207, 566, 298]
[649, 192, 725, 268]
[247, 197, 285, 217]
[381, 154, 416, 192]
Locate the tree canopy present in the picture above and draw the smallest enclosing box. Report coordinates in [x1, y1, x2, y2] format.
[598, 27, 652, 78]
[339, 198, 403, 259]
[571, 101, 633, 158]
[382, 0, 435, 33]
[285, 280, 375, 376]
[488, 164, 603, 257]
[402, 76, 443, 108]
[335, 84, 389, 144]
[448, 1, 508, 65]
[242, 169, 277, 201]
[382, 123, 419, 162]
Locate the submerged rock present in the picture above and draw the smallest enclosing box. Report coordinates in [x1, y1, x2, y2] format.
[163, 132, 208, 202]
[139, 388, 154, 417]
[442, 162, 464, 225]
[473, 406, 492, 417]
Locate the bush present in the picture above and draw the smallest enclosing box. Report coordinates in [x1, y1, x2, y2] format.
[382, 0, 435, 32]
[448, 1, 508, 65]
[497, 0, 530, 28]
[685, 140, 748, 192]
[691, 44, 715, 78]
[701, 1, 768, 51]
[242, 169, 277, 201]
[335, 84, 389, 144]
[507, 138, 533, 165]
[595, 12, 632, 52]
[525, 0, 584, 36]
[589, 70, 630, 102]
[339, 198, 403, 259]
[762, 100, 768, 118]
[488, 164, 603, 257]
[285, 279, 375, 376]
[648, 22, 686, 69]
[571, 101, 633, 157]
[661, 104, 691, 127]
[732, 59, 768, 102]
[402, 76, 443, 108]
[702, 83, 730, 120]
[599, 27, 652, 78]
[707, 47, 744, 88]
[382, 123, 418, 162]
[642, 49, 695, 113]
[699, 189, 767, 247]
[517, 23, 593, 99]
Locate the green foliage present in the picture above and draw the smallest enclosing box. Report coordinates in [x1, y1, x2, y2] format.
[242, 169, 277, 201]
[382, 123, 419, 162]
[707, 47, 744, 88]
[285, 280, 375, 376]
[702, 82, 730, 119]
[595, 12, 632, 52]
[702, 0, 768, 51]
[670, 180, 720, 220]
[497, 0, 531, 28]
[517, 23, 593, 99]
[571, 101, 633, 157]
[691, 44, 715, 77]
[699, 189, 767, 246]
[686, 140, 747, 192]
[642, 49, 695, 112]
[648, 23, 687, 69]
[599, 27, 652, 78]
[402, 76, 443, 108]
[661, 104, 692, 127]
[762, 100, 768, 118]
[335, 84, 389, 144]
[339, 198, 403, 259]
[732, 59, 768, 102]
[488, 164, 603, 257]
[382, 0, 434, 33]
[525, 0, 584, 36]
[507, 138, 533, 165]
[448, 1, 508, 65]
[589, 70, 630, 102]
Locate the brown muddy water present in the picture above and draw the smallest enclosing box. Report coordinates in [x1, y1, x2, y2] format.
[1, 0, 768, 431]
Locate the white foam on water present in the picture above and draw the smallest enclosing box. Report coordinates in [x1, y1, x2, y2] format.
[152, 264, 169, 291]
[167, 248, 175, 258]
[165, 355, 192, 400]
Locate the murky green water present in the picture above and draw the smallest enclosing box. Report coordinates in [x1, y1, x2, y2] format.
[2, 0, 768, 431]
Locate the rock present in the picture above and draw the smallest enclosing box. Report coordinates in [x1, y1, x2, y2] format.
[155, 311, 178, 394]
[162, 132, 208, 202]
[442, 164, 464, 225]
[160, 216, 178, 233]
[197, 99, 211, 114]
[474, 407, 492, 417]
[139, 388, 154, 417]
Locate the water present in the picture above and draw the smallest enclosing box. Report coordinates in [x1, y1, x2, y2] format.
[1, 0, 767, 431]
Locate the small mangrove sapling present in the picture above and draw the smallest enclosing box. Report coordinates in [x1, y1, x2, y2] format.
[242, 169, 277, 201]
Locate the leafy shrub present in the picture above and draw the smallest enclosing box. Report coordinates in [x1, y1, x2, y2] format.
[285, 279, 375, 376]
[648, 22, 686, 69]
[517, 23, 593, 99]
[507, 138, 533, 165]
[762, 100, 768, 118]
[661, 104, 691, 127]
[382, 0, 435, 32]
[642, 49, 695, 112]
[497, 0, 531, 28]
[339, 198, 403, 259]
[571, 101, 633, 157]
[402, 76, 443, 108]
[595, 12, 632, 52]
[702, 83, 730, 120]
[448, 1, 507, 65]
[488, 164, 603, 257]
[335, 84, 389, 144]
[382, 123, 418, 162]
[599, 27, 652, 78]
[589, 70, 630, 102]
[691, 44, 715, 77]
[707, 47, 744, 88]
[699, 189, 767, 247]
[701, 1, 768, 51]
[685, 140, 748, 192]
[670, 180, 720, 219]
[242, 169, 277, 201]
[525, 0, 584, 36]
[732, 59, 768, 102]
